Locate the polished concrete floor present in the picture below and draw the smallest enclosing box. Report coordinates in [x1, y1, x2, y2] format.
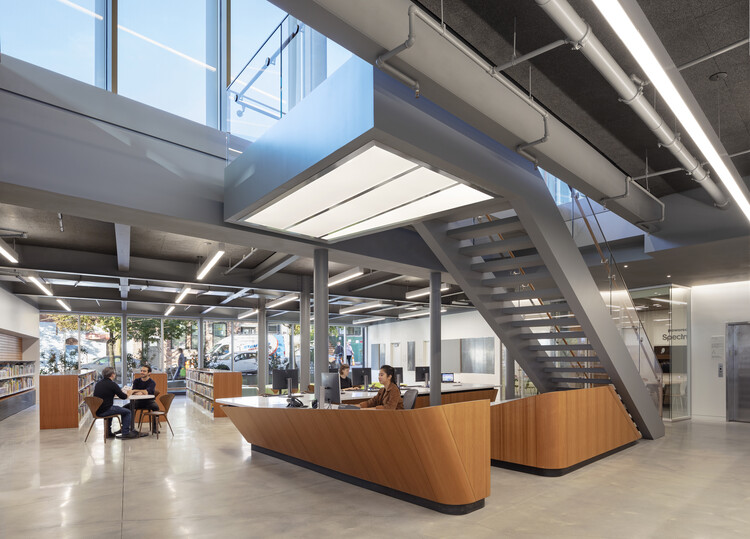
[1, 398, 749, 538]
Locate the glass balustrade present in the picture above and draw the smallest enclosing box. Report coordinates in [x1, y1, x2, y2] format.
[226, 15, 352, 161]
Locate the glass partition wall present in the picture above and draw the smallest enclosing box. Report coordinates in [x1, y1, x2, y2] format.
[631, 285, 691, 420]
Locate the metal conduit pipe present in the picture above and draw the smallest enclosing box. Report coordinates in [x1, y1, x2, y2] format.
[535, 0, 730, 209]
[632, 147, 750, 181]
[376, 4, 550, 161]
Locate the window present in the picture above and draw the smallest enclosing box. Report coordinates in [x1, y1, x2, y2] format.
[0, 0, 104, 86]
[117, 0, 219, 125]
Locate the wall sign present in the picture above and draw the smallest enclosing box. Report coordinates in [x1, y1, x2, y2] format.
[711, 335, 724, 361]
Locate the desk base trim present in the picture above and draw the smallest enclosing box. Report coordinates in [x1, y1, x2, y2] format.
[491, 440, 638, 477]
[252, 445, 485, 515]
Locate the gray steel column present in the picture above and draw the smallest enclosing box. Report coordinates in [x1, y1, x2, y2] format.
[300, 276, 311, 391]
[313, 249, 328, 403]
[257, 298, 267, 396]
[197, 318, 204, 369]
[504, 352, 516, 400]
[429, 271, 441, 407]
[120, 315, 127, 383]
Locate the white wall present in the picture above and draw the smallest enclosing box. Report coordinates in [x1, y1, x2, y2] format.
[691, 281, 750, 419]
[366, 310, 501, 386]
[0, 286, 40, 401]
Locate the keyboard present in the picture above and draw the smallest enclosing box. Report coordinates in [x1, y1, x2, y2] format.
[338, 404, 360, 410]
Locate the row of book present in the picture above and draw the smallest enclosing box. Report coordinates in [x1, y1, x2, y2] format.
[186, 369, 214, 386]
[187, 390, 213, 413]
[78, 370, 97, 390]
[187, 380, 214, 399]
[0, 376, 34, 397]
[0, 362, 34, 379]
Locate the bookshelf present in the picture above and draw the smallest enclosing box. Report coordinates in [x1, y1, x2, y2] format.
[186, 369, 241, 418]
[39, 370, 97, 429]
[0, 332, 36, 422]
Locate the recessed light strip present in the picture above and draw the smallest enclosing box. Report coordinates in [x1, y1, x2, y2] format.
[238, 308, 258, 320]
[405, 283, 450, 300]
[329, 267, 365, 287]
[197, 244, 226, 280]
[56, 299, 72, 312]
[29, 275, 54, 296]
[0, 237, 19, 264]
[164, 305, 175, 316]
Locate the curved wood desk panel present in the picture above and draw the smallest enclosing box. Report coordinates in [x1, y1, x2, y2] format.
[222, 400, 490, 513]
[491, 386, 641, 475]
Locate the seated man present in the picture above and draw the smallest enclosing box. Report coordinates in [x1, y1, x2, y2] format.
[130, 365, 160, 432]
[93, 366, 138, 439]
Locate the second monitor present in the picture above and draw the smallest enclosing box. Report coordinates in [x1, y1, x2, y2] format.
[272, 368, 299, 395]
[415, 366, 430, 383]
[350, 367, 371, 387]
[320, 372, 341, 406]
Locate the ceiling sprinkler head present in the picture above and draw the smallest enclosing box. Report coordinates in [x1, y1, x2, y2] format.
[708, 71, 727, 82]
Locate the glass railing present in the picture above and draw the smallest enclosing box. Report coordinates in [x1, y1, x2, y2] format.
[568, 192, 663, 412]
[225, 15, 353, 162]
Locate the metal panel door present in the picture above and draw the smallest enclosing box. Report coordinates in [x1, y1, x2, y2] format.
[727, 323, 750, 422]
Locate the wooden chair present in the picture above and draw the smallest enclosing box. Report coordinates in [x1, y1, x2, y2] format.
[83, 396, 122, 444]
[402, 389, 419, 410]
[133, 389, 160, 427]
[138, 393, 175, 439]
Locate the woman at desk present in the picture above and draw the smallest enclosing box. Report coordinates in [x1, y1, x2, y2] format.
[359, 365, 403, 410]
[339, 364, 353, 390]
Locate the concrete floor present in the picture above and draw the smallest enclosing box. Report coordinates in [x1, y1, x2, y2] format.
[1, 397, 749, 538]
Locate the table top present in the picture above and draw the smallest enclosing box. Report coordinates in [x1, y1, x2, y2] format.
[117, 393, 155, 400]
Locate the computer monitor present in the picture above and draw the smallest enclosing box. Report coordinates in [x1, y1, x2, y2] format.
[441, 372, 455, 383]
[272, 368, 299, 394]
[350, 367, 371, 387]
[320, 372, 341, 406]
[415, 366, 430, 383]
[328, 365, 339, 373]
[393, 367, 403, 385]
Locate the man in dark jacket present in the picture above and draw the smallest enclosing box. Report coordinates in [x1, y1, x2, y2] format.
[130, 365, 160, 432]
[93, 366, 138, 439]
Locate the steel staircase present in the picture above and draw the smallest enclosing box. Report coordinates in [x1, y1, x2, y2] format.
[415, 188, 665, 439]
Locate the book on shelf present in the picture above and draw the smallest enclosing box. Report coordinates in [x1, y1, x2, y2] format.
[0, 362, 35, 379]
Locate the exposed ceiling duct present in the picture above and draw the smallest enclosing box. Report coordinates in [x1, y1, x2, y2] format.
[535, 0, 730, 211]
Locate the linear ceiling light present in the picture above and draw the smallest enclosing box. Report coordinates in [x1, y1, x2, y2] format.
[197, 243, 226, 280]
[0, 237, 19, 264]
[29, 275, 53, 296]
[244, 145, 493, 240]
[202, 306, 216, 314]
[266, 293, 299, 309]
[175, 286, 191, 304]
[164, 305, 175, 316]
[329, 267, 365, 287]
[405, 283, 450, 300]
[56, 299, 72, 312]
[339, 300, 389, 315]
[398, 308, 447, 320]
[592, 0, 750, 223]
[352, 316, 386, 324]
[238, 308, 258, 320]
[324, 184, 491, 241]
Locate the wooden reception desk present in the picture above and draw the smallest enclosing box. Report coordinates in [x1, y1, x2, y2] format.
[340, 383, 497, 408]
[490, 386, 641, 475]
[218, 395, 491, 514]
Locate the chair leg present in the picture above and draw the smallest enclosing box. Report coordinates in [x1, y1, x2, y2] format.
[165, 416, 174, 436]
[85, 418, 96, 443]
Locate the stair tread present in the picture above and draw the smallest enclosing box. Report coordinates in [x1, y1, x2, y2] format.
[472, 253, 544, 273]
[490, 288, 562, 302]
[447, 216, 523, 240]
[520, 331, 587, 339]
[543, 367, 607, 373]
[459, 236, 535, 257]
[483, 268, 551, 287]
[512, 316, 578, 327]
[503, 302, 570, 315]
[529, 343, 593, 350]
[535, 356, 600, 362]
[549, 377, 612, 384]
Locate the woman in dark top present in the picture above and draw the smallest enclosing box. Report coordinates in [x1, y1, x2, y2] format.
[359, 365, 403, 409]
[339, 364, 353, 390]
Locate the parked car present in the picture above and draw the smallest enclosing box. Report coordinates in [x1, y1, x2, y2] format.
[80, 356, 121, 376]
[209, 351, 289, 373]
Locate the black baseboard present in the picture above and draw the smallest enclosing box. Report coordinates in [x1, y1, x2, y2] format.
[491, 440, 638, 476]
[252, 445, 485, 514]
[0, 389, 36, 422]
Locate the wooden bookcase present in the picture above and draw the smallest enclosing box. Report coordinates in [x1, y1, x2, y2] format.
[186, 369, 241, 418]
[39, 370, 97, 429]
[0, 332, 36, 422]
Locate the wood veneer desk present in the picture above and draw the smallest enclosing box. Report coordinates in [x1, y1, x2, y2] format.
[217, 395, 491, 514]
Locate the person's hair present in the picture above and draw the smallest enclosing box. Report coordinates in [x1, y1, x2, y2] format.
[102, 366, 115, 379]
[178, 348, 183, 353]
[380, 364, 396, 385]
[339, 364, 350, 376]
[141, 364, 152, 373]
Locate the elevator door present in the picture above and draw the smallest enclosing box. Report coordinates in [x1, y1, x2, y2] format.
[727, 322, 750, 422]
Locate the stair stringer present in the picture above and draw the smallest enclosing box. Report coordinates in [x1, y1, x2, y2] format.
[415, 219, 554, 393]
[511, 194, 664, 440]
